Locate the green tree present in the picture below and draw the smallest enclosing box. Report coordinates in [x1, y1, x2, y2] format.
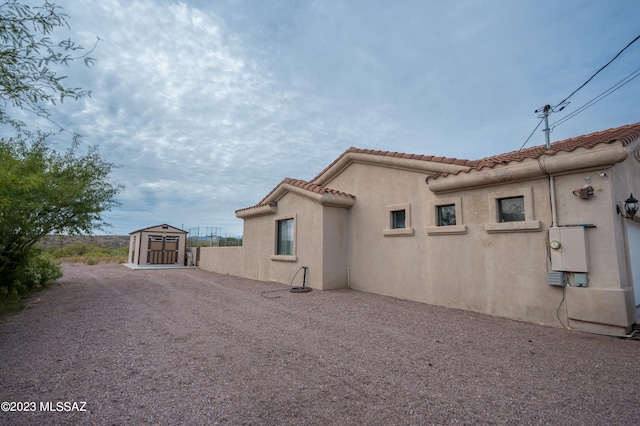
[0, 0, 96, 129]
[0, 135, 122, 280]
[0, 1, 121, 297]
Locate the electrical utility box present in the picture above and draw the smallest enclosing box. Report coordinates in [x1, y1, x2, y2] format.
[549, 227, 589, 272]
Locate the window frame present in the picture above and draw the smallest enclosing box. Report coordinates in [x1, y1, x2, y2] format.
[383, 203, 414, 237]
[271, 214, 298, 261]
[485, 187, 541, 233]
[390, 209, 406, 229]
[497, 196, 525, 222]
[427, 196, 467, 235]
[437, 204, 457, 226]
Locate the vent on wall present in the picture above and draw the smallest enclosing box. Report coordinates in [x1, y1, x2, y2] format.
[548, 271, 565, 287]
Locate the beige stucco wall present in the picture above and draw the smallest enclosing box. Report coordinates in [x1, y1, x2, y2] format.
[240, 191, 340, 289]
[324, 162, 560, 325]
[321, 206, 350, 289]
[201, 189, 351, 290]
[319, 149, 637, 334]
[199, 247, 244, 276]
[207, 140, 639, 335]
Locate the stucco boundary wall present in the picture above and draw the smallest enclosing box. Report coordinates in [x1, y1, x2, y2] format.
[198, 246, 244, 277]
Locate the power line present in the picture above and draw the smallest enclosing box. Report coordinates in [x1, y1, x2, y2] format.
[555, 33, 640, 107]
[551, 66, 640, 129]
[521, 33, 640, 150]
[519, 117, 545, 151]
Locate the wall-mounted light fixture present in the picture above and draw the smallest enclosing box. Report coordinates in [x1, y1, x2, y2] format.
[617, 193, 639, 219]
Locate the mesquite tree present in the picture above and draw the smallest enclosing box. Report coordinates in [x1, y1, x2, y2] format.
[0, 0, 96, 129]
[0, 1, 122, 286]
[0, 136, 122, 278]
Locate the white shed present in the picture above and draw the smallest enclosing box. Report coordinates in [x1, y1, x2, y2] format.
[128, 224, 187, 266]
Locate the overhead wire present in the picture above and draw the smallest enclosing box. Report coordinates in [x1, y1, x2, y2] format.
[550, 66, 640, 130]
[518, 117, 545, 151]
[519, 33, 640, 150]
[554, 33, 640, 107]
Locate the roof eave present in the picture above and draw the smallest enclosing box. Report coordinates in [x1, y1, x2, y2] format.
[312, 151, 469, 186]
[236, 202, 278, 219]
[267, 182, 354, 207]
[428, 142, 628, 194]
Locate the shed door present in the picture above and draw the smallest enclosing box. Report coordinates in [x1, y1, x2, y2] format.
[147, 236, 180, 264]
[163, 237, 179, 264]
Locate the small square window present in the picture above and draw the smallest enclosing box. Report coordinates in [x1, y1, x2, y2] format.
[498, 196, 525, 222]
[437, 205, 456, 226]
[391, 210, 406, 229]
[485, 188, 540, 233]
[427, 197, 466, 235]
[384, 203, 414, 236]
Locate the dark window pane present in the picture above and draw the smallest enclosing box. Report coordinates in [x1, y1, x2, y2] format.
[498, 197, 525, 222]
[437, 205, 456, 226]
[391, 210, 406, 229]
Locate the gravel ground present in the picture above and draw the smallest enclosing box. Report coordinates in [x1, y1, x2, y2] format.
[1, 263, 639, 425]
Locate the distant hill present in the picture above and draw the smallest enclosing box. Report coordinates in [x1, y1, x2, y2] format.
[39, 235, 130, 249]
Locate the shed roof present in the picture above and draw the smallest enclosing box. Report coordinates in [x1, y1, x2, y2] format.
[129, 224, 187, 234]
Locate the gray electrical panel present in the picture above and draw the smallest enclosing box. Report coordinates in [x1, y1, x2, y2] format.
[549, 227, 589, 272]
[574, 273, 588, 287]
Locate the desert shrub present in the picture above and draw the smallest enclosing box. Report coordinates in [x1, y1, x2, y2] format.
[49, 242, 93, 258]
[48, 244, 128, 264]
[9, 252, 62, 293]
[0, 251, 62, 315]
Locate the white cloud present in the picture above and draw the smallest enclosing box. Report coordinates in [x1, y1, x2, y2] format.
[14, 0, 640, 235]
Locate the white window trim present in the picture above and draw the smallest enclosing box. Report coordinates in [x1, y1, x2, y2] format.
[485, 187, 541, 233]
[427, 196, 468, 235]
[384, 203, 415, 237]
[271, 213, 298, 262]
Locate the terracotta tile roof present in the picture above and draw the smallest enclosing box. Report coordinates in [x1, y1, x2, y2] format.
[465, 121, 640, 173]
[282, 178, 354, 197]
[310, 147, 480, 183]
[254, 177, 354, 206]
[235, 201, 277, 215]
[241, 121, 640, 212]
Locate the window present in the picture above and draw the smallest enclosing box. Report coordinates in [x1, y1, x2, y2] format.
[427, 197, 467, 235]
[391, 210, 406, 229]
[437, 204, 456, 226]
[272, 214, 297, 261]
[485, 187, 541, 233]
[277, 218, 294, 255]
[498, 196, 525, 222]
[384, 203, 414, 236]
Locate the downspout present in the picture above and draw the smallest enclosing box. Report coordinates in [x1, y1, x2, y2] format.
[550, 175, 558, 227]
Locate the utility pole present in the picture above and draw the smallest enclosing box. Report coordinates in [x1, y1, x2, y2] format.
[536, 104, 552, 149]
[535, 104, 558, 226]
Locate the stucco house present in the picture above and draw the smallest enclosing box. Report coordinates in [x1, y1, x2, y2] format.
[200, 122, 640, 336]
[128, 224, 187, 266]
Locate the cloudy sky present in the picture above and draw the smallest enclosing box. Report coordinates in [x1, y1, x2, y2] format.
[10, 0, 640, 236]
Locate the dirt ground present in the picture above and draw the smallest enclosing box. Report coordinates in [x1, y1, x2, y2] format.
[1, 263, 639, 425]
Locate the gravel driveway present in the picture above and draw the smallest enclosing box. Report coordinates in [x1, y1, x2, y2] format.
[1, 263, 639, 425]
